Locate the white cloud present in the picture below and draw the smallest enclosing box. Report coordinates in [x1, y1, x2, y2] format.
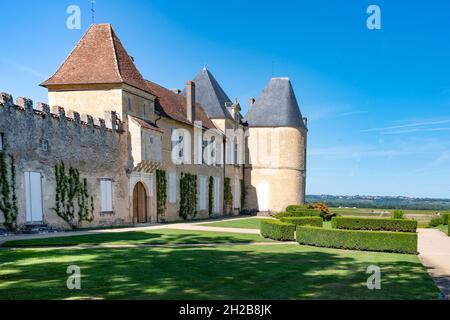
[361, 119, 450, 133]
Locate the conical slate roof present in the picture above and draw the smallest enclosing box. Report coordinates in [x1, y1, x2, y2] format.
[185, 68, 233, 120]
[41, 24, 150, 93]
[245, 78, 306, 129]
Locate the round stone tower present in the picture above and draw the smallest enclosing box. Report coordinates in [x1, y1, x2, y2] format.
[244, 78, 307, 213]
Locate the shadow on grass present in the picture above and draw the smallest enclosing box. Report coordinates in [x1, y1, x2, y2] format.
[0, 245, 439, 300]
[2, 230, 268, 248]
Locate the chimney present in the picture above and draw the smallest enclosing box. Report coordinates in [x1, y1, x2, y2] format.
[186, 81, 196, 123]
[249, 97, 255, 109]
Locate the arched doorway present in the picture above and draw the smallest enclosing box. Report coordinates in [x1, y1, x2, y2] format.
[133, 182, 148, 223]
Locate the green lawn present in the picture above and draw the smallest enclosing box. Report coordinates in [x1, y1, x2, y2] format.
[2, 229, 270, 248]
[0, 244, 438, 300]
[201, 218, 266, 230]
[436, 225, 449, 235]
[331, 207, 439, 216]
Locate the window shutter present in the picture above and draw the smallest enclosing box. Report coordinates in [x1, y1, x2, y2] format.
[200, 176, 207, 210]
[197, 135, 203, 164]
[101, 180, 113, 212]
[169, 172, 177, 203]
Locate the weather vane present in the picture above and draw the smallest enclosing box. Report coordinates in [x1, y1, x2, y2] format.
[91, 0, 96, 24]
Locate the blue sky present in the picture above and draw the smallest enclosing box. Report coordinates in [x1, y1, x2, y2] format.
[1, 0, 450, 198]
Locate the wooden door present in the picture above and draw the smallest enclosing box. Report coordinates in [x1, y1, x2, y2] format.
[133, 182, 147, 223]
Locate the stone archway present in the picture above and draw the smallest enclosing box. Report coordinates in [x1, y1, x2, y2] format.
[133, 182, 148, 223]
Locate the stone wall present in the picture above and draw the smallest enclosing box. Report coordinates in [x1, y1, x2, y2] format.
[244, 127, 306, 212]
[0, 92, 130, 229]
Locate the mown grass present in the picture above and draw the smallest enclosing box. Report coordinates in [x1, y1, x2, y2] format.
[436, 224, 449, 235]
[0, 244, 439, 300]
[200, 218, 266, 230]
[2, 229, 270, 248]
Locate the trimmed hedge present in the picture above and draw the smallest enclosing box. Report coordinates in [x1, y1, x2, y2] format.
[275, 210, 321, 219]
[297, 226, 418, 254]
[332, 217, 417, 233]
[260, 220, 295, 241]
[280, 217, 323, 227]
[442, 213, 449, 225]
[286, 205, 309, 212]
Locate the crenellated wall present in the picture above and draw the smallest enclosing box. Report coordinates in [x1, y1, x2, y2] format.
[0, 92, 131, 229]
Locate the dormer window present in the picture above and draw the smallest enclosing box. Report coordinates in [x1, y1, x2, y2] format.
[0, 133, 4, 151]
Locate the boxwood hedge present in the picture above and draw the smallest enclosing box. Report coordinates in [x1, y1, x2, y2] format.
[286, 205, 309, 212]
[260, 220, 296, 241]
[275, 210, 321, 219]
[297, 226, 417, 254]
[331, 217, 417, 233]
[280, 216, 323, 227]
[442, 213, 449, 225]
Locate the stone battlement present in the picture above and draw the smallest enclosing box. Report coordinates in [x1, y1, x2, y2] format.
[0, 92, 123, 135]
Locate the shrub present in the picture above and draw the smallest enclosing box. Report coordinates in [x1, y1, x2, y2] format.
[260, 220, 295, 241]
[393, 210, 405, 219]
[297, 226, 417, 254]
[448, 223, 450, 236]
[280, 216, 323, 227]
[307, 202, 331, 214]
[331, 217, 417, 233]
[275, 210, 321, 220]
[441, 213, 449, 225]
[429, 216, 444, 228]
[286, 205, 309, 212]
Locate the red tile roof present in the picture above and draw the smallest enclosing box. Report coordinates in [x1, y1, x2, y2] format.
[146, 80, 216, 130]
[41, 24, 150, 93]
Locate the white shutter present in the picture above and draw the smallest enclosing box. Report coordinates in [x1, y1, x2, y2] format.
[25, 172, 43, 222]
[197, 135, 203, 164]
[257, 182, 269, 211]
[106, 181, 113, 211]
[214, 177, 220, 213]
[101, 180, 113, 212]
[169, 172, 177, 203]
[199, 176, 207, 210]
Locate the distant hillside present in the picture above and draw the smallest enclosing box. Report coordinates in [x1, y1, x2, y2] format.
[306, 195, 450, 211]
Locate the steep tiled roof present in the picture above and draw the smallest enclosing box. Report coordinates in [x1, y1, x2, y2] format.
[41, 24, 150, 93]
[245, 78, 306, 130]
[146, 80, 216, 130]
[185, 68, 233, 120]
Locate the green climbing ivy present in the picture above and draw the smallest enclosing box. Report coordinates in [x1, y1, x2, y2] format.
[208, 176, 214, 216]
[224, 177, 233, 214]
[156, 170, 167, 220]
[0, 153, 18, 231]
[179, 173, 198, 220]
[53, 162, 94, 229]
[240, 179, 246, 210]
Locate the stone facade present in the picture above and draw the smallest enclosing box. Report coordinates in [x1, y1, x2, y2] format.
[0, 24, 307, 230]
[0, 93, 129, 229]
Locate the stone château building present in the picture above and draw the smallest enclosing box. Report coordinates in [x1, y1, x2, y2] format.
[0, 24, 307, 229]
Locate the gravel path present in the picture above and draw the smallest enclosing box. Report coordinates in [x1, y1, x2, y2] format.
[418, 228, 450, 299]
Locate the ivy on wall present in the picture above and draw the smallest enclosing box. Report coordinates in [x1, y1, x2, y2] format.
[54, 162, 94, 229]
[0, 153, 18, 231]
[179, 173, 198, 220]
[156, 170, 167, 221]
[224, 177, 233, 214]
[208, 176, 214, 216]
[240, 179, 246, 211]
